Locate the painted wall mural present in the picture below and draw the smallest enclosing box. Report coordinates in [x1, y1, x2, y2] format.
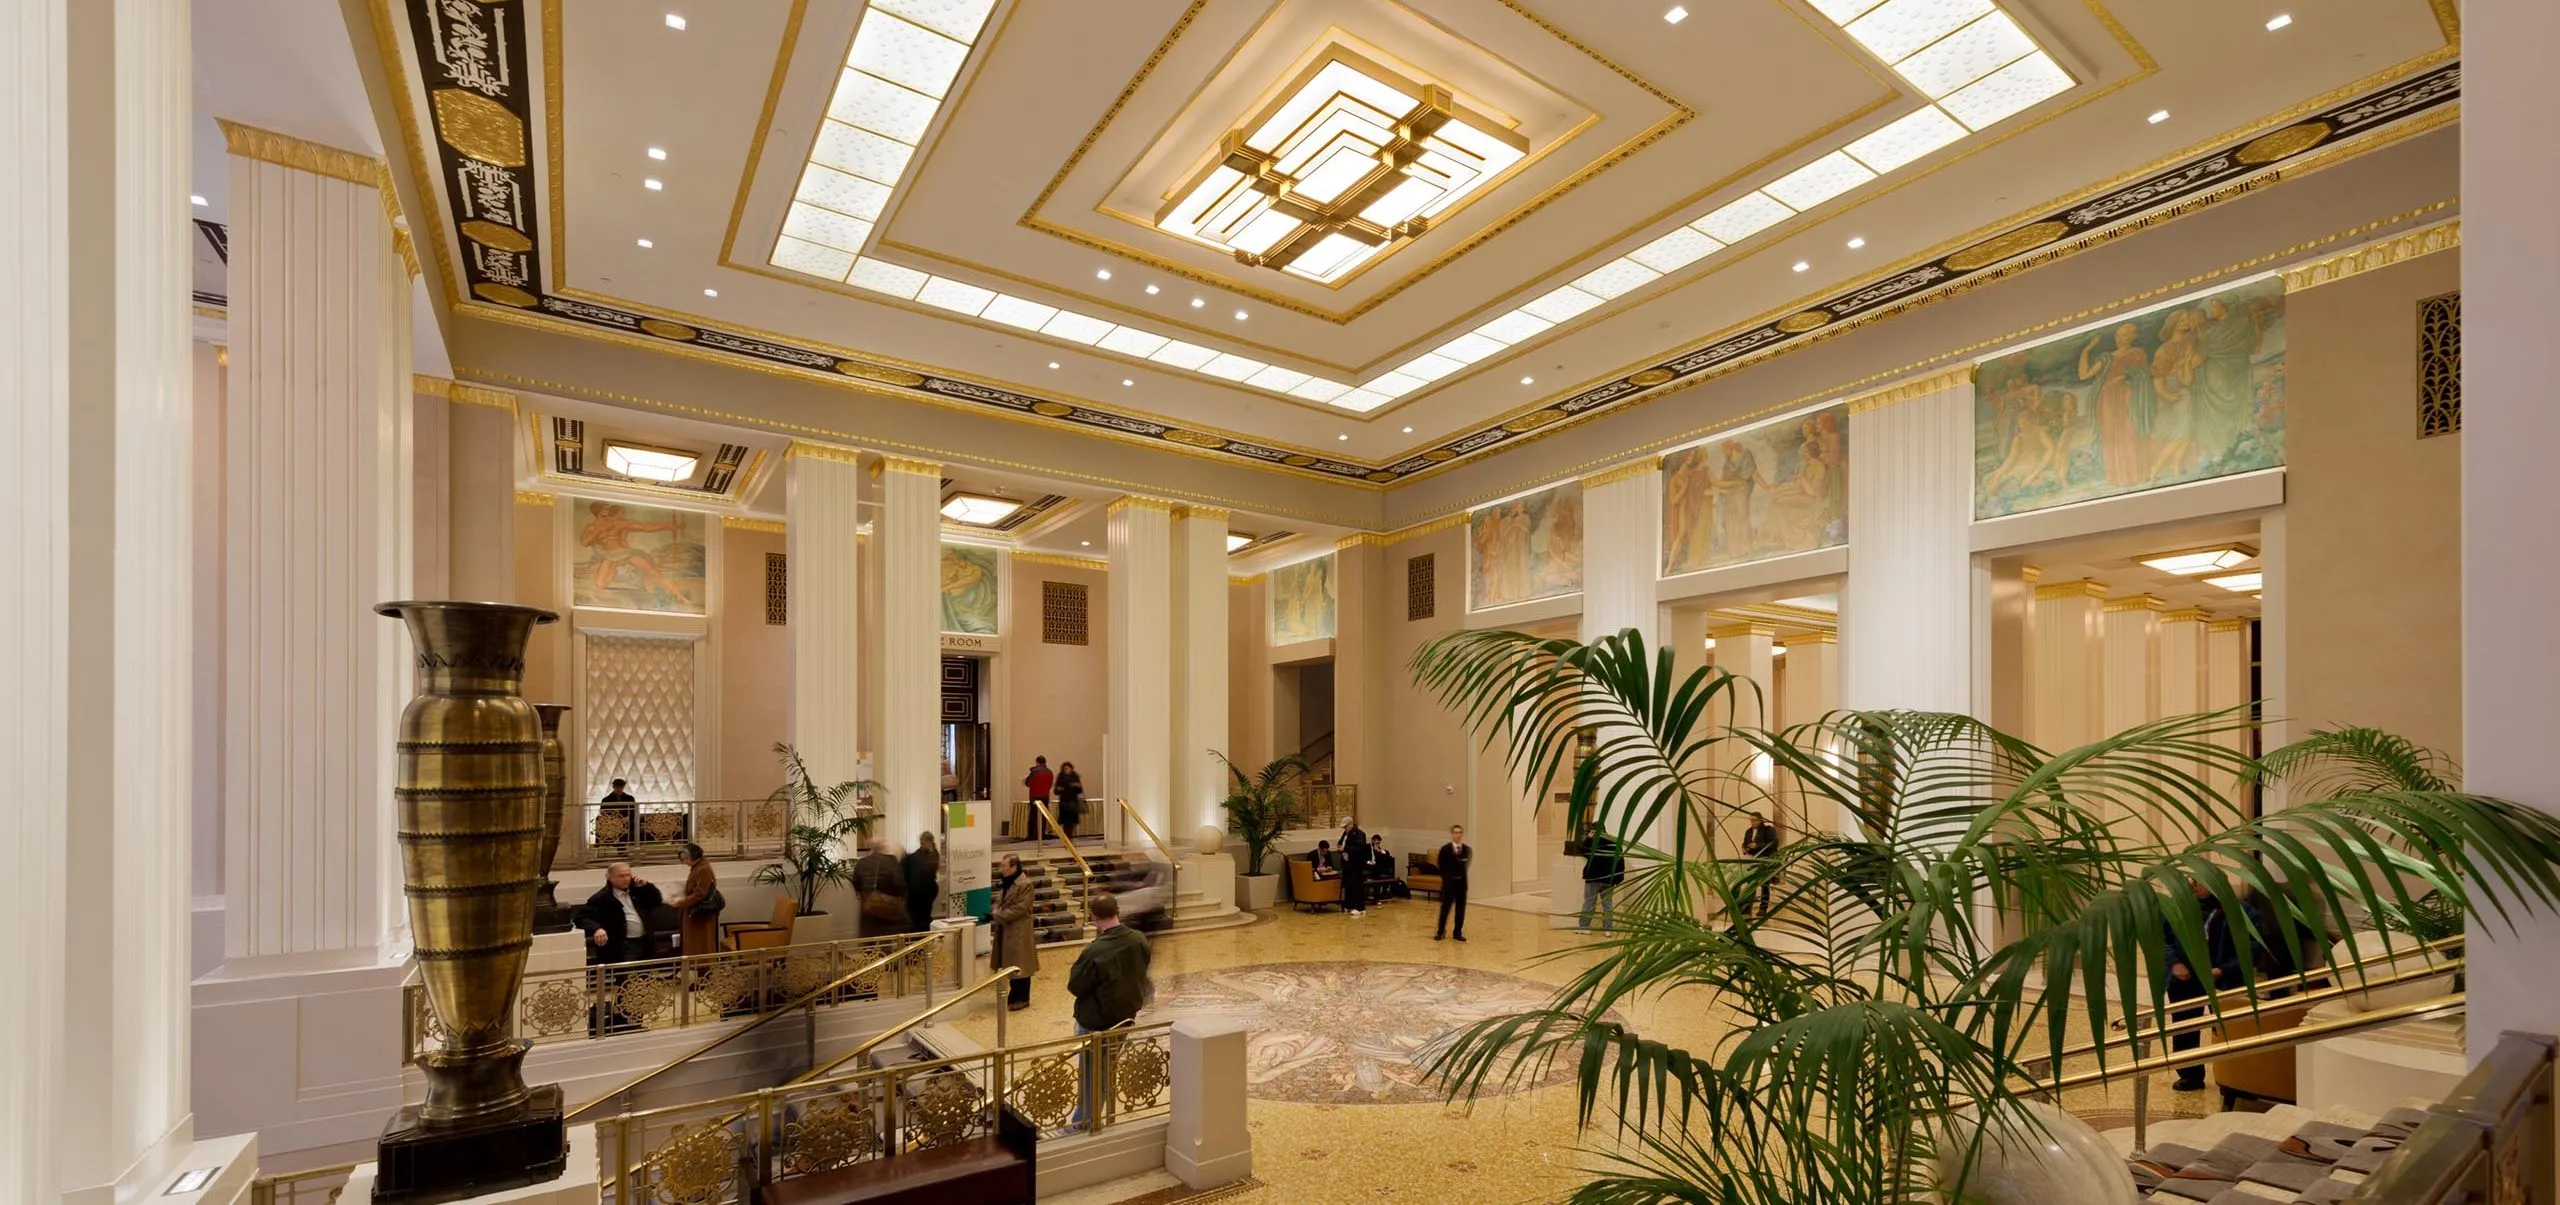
[1270, 553, 1337, 645]
[1974, 277, 2287, 519]
[1661, 405, 1848, 576]
[1469, 482, 1584, 611]
[572, 501, 707, 614]
[940, 544, 1001, 635]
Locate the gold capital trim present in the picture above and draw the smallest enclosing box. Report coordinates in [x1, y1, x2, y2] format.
[2033, 580, 2110, 602]
[1580, 460, 1657, 490]
[215, 346, 229, 367]
[515, 490, 554, 506]
[1229, 574, 1266, 587]
[1106, 496, 1175, 516]
[2160, 607, 2207, 623]
[788, 440, 863, 465]
[2281, 217, 2460, 291]
[419, 376, 517, 411]
[1170, 505, 1231, 523]
[1385, 514, 1469, 544]
[1708, 621, 1778, 640]
[1846, 366, 1972, 415]
[1788, 631, 1839, 646]
[393, 224, 422, 278]
[219, 119, 389, 189]
[2104, 595, 2165, 614]
[2020, 566, 2043, 584]
[2207, 618, 2254, 633]
[876, 454, 940, 478]
[1015, 551, 1108, 572]
[722, 516, 787, 534]
[1337, 533, 1385, 550]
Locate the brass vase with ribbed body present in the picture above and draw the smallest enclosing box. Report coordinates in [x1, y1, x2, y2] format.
[531, 704, 571, 920]
[379, 600, 559, 1126]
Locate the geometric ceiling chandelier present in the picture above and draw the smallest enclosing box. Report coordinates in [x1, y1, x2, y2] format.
[1156, 52, 1527, 285]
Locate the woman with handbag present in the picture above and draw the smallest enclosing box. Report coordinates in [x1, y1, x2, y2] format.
[852, 836, 909, 938]
[672, 842, 723, 954]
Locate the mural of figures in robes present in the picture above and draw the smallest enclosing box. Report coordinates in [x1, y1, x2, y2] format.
[1270, 553, 1337, 644]
[1661, 406, 1848, 575]
[1468, 482, 1582, 611]
[939, 544, 1000, 634]
[572, 501, 707, 614]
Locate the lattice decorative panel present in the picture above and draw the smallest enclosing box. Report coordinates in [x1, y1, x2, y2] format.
[765, 552, 788, 624]
[582, 633, 699, 801]
[1041, 581, 1089, 646]
[2418, 291, 2460, 439]
[1406, 553, 1436, 621]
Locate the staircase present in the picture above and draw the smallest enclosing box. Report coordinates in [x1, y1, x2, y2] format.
[1017, 848, 1162, 945]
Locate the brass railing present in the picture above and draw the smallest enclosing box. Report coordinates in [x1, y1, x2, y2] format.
[2346, 1030, 2556, 1203]
[1031, 798, 1092, 878]
[1117, 797, 1179, 900]
[571, 798, 792, 868]
[247, 1163, 361, 1205]
[603, 1018, 1178, 1204]
[401, 930, 959, 1066]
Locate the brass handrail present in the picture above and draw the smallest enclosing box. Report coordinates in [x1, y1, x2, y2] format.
[562, 929, 945, 1123]
[1117, 797, 1180, 896]
[1032, 798, 1093, 882]
[2038, 991, 2465, 1093]
[2023, 940, 2464, 1066]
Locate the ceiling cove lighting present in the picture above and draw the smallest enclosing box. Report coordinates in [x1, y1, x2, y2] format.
[2205, 571, 2265, 593]
[1226, 533, 1255, 553]
[1154, 50, 1528, 285]
[2141, 548, 2253, 575]
[2266, 13, 2292, 30]
[604, 441, 699, 483]
[1664, 5, 1689, 23]
[939, 493, 1023, 525]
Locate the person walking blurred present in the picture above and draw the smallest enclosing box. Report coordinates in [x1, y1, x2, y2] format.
[1054, 761, 1086, 840]
[902, 831, 942, 933]
[853, 836, 908, 939]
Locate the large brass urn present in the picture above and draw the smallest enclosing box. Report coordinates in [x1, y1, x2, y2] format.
[375, 601, 567, 1203]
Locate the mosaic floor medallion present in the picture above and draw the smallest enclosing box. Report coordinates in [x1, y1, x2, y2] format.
[1147, 960, 1598, 1105]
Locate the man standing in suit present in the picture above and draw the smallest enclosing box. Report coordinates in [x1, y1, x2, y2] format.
[1433, 824, 1472, 942]
[573, 862, 664, 1034]
[1339, 815, 1370, 917]
[1740, 811, 1780, 918]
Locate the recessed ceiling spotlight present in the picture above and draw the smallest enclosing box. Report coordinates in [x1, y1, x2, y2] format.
[1047, 361, 1060, 369]
[1190, 297, 1205, 308]
[189, 194, 207, 207]
[702, 288, 717, 297]
[1402, 426, 1413, 433]
[1519, 376, 1535, 385]
[2265, 13, 2292, 30]
[1144, 284, 1160, 295]
[1792, 261, 1810, 272]
[647, 147, 667, 161]
[1081, 541, 1091, 547]
[1233, 310, 1248, 320]
[1121, 379, 1134, 387]
[643, 178, 663, 190]
[1095, 268, 1112, 280]
[664, 12, 685, 29]
[1664, 5, 1688, 23]
[1846, 236, 1866, 249]
[2148, 110, 2170, 124]
[636, 238, 654, 248]
[1337, 434, 1350, 441]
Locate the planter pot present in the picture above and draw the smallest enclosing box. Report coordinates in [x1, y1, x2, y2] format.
[2330, 931, 2456, 1010]
[1935, 1100, 2136, 1205]
[1236, 873, 1279, 911]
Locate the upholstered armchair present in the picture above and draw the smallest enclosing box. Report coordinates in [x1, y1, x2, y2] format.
[722, 897, 799, 951]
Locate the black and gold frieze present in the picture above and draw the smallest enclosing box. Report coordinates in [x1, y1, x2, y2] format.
[407, 0, 545, 310]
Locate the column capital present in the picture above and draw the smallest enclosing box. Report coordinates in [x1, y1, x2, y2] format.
[414, 375, 517, 411]
[2033, 579, 2109, 601]
[2206, 617, 2252, 633]
[1708, 620, 1778, 640]
[2020, 565, 2043, 584]
[722, 516, 786, 534]
[2103, 595, 2164, 614]
[788, 440, 863, 465]
[1107, 495, 1175, 516]
[1017, 551, 1107, 571]
[1787, 630, 1839, 645]
[1228, 574, 1265, 587]
[220, 118, 387, 188]
[2160, 607, 2208, 623]
[1580, 460, 1657, 490]
[1846, 366, 1972, 414]
[873, 454, 940, 478]
[1336, 532, 1386, 550]
[1170, 504, 1230, 523]
[514, 490, 554, 507]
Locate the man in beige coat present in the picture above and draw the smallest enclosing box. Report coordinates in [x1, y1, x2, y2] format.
[991, 853, 1039, 1010]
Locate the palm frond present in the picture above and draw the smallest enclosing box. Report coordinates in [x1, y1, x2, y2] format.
[2259, 725, 2460, 796]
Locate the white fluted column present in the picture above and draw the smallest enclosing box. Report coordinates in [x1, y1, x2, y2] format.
[2030, 581, 2105, 752]
[788, 443, 864, 795]
[1109, 498, 1174, 843]
[2203, 618, 2251, 802]
[1710, 621, 1776, 853]
[1172, 507, 1230, 836]
[2101, 597, 2163, 831]
[4, 0, 206, 1193]
[1578, 464, 1660, 642]
[221, 123, 414, 964]
[1842, 377, 1974, 712]
[876, 456, 942, 846]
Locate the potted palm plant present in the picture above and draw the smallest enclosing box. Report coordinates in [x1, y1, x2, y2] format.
[750, 743, 880, 924]
[1410, 627, 2560, 1205]
[1218, 751, 1309, 911]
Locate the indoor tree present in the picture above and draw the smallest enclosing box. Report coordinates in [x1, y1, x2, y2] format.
[750, 743, 880, 916]
[1410, 627, 2560, 1205]
[1216, 751, 1311, 878]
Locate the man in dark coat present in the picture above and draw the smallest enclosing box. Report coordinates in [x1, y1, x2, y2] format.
[1339, 815, 1371, 917]
[1434, 824, 1473, 942]
[573, 861, 665, 1034]
[2163, 879, 2234, 1091]
[1067, 891, 1153, 1131]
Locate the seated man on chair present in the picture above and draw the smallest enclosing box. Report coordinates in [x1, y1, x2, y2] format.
[573, 861, 666, 1034]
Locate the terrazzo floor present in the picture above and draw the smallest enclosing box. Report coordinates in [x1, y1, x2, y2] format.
[955, 897, 2219, 1203]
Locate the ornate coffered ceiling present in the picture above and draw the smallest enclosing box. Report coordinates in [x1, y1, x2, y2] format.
[375, 0, 2460, 489]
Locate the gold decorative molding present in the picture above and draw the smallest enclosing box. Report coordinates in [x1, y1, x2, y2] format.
[393, 223, 421, 277]
[2033, 580, 2109, 602]
[1708, 621, 1779, 640]
[1016, 551, 1108, 572]
[193, 304, 228, 323]
[1580, 460, 1658, 490]
[2020, 566, 2043, 584]
[1385, 513, 1469, 544]
[2160, 607, 2208, 623]
[449, 382, 517, 411]
[1106, 496, 1175, 516]
[1229, 574, 1266, 588]
[1787, 631, 1839, 646]
[219, 119, 389, 189]
[2281, 218, 2460, 291]
[2207, 617, 2253, 633]
[787, 440, 863, 465]
[413, 374, 451, 398]
[874, 454, 940, 478]
[216, 346, 230, 367]
[515, 490, 554, 507]
[1336, 533, 1386, 550]
[1169, 505, 1231, 522]
[1845, 366, 1972, 415]
[722, 516, 787, 534]
[2103, 595, 2165, 614]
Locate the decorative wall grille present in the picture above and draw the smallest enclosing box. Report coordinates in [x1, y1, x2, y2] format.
[1041, 581, 1089, 645]
[1406, 553, 1436, 621]
[582, 633, 698, 802]
[2418, 291, 2460, 438]
[764, 552, 788, 624]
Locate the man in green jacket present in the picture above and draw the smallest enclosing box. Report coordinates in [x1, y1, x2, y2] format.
[1066, 891, 1152, 1130]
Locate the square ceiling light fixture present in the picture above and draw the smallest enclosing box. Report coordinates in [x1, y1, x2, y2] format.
[1156, 51, 1528, 285]
[2204, 571, 2265, 593]
[2140, 547, 2254, 576]
[603, 440, 700, 483]
[940, 492, 1023, 526]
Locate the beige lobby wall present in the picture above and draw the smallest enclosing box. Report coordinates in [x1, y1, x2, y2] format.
[1227, 577, 1272, 774]
[2284, 251, 2463, 760]
[516, 496, 568, 705]
[1007, 560, 1110, 807]
[720, 526, 790, 799]
[1379, 525, 1475, 834]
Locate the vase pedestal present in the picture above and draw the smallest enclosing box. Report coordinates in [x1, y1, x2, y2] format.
[351, 1103, 594, 1205]
[371, 1083, 570, 1205]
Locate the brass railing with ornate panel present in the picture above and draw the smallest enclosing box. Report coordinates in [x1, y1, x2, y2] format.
[2345, 1030, 2555, 1203]
[571, 798, 790, 868]
[601, 1022, 1177, 1204]
[246, 1163, 361, 1205]
[1293, 783, 1359, 830]
[401, 930, 964, 1066]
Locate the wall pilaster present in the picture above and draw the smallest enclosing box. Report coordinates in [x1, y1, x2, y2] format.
[876, 456, 942, 846]
[787, 443, 864, 795]
[1842, 379, 1973, 711]
[1108, 497, 1173, 843]
[1171, 508, 1230, 837]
